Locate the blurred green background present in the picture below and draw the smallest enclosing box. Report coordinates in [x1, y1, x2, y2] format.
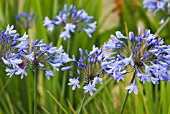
[0, 0, 170, 114]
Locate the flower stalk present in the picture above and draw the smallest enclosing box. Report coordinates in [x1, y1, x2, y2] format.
[120, 71, 136, 114]
[34, 68, 37, 114]
[78, 93, 87, 114]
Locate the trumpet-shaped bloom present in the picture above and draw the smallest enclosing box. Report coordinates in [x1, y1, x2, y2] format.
[102, 27, 170, 94]
[68, 78, 80, 90]
[43, 4, 97, 40]
[16, 40, 74, 79]
[16, 12, 37, 30]
[1, 25, 73, 79]
[63, 45, 104, 96]
[125, 80, 139, 94]
[143, 0, 170, 24]
[83, 82, 97, 96]
[0, 25, 29, 77]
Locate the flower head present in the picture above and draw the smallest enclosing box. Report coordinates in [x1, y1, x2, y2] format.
[63, 45, 104, 96]
[0, 25, 30, 78]
[43, 4, 97, 40]
[143, 0, 170, 24]
[0, 25, 28, 64]
[15, 40, 74, 79]
[1, 26, 73, 79]
[102, 27, 170, 94]
[16, 12, 37, 30]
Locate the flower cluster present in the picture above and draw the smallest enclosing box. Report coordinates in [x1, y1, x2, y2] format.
[62, 46, 104, 96]
[102, 27, 170, 94]
[1, 25, 73, 79]
[143, 0, 170, 24]
[0, 25, 28, 70]
[16, 12, 37, 30]
[6, 39, 75, 79]
[43, 4, 97, 40]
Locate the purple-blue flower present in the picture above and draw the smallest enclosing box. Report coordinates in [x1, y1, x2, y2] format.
[1, 25, 73, 79]
[15, 40, 73, 79]
[102, 27, 170, 94]
[68, 77, 80, 90]
[0, 25, 30, 78]
[125, 80, 139, 94]
[143, 0, 170, 24]
[43, 4, 97, 40]
[62, 45, 104, 96]
[16, 12, 37, 31]
[83, 82, 97, 96]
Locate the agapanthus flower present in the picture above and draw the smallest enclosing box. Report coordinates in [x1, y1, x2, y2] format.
[0, 25, 28, 72]
[16, 12, 37, 31]
[102, 27, 170, 94]
[43, 4, 97, 40]
[62, 45, 104, 96]
[12, 39, 75, 79]
[143, 0, 170, 24]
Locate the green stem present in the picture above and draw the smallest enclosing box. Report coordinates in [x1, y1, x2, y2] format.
[169, 17, 170, 31]
[67, 38, 70, 53]
[57, 37, 62, 48]
[78, 93, 86, 114]
[120, 71, 136, 114]
[34, 68, 37, 114]
[156, 17, 170, 34]
[61, 38, 70, 105]
[120, 90, 129, 114]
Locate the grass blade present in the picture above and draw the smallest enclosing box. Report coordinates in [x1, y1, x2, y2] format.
[47, 90, 68, 114]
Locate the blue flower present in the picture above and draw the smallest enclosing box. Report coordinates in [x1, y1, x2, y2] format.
[0, 25, 29, 78]
[61, 66, 73, 71]
[16, 39, 72, 79]
[2, 56, 22, 68]
[45, 70, 54, 79]
[43, 16, 54, 32]
[16, 12, 37, 30]
[1, 25, 73, 79]
[92, 76, 103, 85]
[125, 80, 139, 94]
[143, 0, 169, 24]
[102, 27, 170, 94]
[15, 66, 28, 79]
[5, 67, 18, 77]
[43, 4, 97, 40]
[62, 45, 104, 96]
[83, 82, 97, 96]
[68, 77, 80, 90]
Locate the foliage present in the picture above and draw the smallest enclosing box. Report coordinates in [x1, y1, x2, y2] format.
[0, 0, 170, 114]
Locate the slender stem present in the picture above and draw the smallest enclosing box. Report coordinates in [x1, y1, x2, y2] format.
[120, 71, 136, 114]
[78, 93, 86, 114]
[169, 17, 170, 31]
[67, 38, 70, 53]
[61, 38, 70, 99]
[34, 68, 37, 114]
[120, 91, 129, 114]
[156, 17, 170, 34]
